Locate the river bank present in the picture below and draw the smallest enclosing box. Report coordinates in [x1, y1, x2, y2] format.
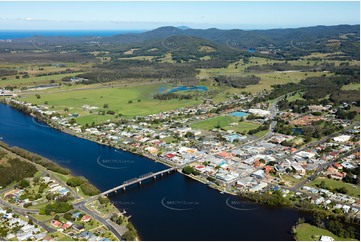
[1, 98, 238, 197]
[0, 136, 139, 241]
[0, 101, 325, 240]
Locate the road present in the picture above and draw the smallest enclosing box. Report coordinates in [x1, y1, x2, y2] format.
[290, 147, 360, 191]
[0, 146, 124, 238]
[75, 203, 124, 240]
[0, 146, 80, 200]
[0, 198, 56, 233]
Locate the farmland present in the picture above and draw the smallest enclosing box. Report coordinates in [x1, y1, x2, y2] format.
[20, 83, 205, 125]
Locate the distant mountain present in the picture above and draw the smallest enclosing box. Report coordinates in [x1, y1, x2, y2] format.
[105, 24, 359, 49]
[176, 26, 191, 30]
[9, 24, 360, 59]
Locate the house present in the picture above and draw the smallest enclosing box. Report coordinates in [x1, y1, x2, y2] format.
[263, 166, 273, 173]
[292, 164, 306, 175]
[61, 223, 71, 230]
[341, 162, 356, 169]
[251, 170, 265, 179]
[78, 231, 93, 240]
[73, 224, 85, 232]
[194, 165, 206, 173]
[333, 135, 351, 143]
[333, 162, 343, 170]
[165, 153, 176, 159]
[249, 182, 268, 192]
[72, 211, 82, 219]
[81, 215, 91, 222]
[330, 173, 344, 180]
[51, 220, 62, 227]
[320, 235, 334, 241]
[42, 235, 55, 241]
[61, 221, 73, 230]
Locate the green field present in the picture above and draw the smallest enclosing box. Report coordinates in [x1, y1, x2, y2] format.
[307, 177, 359, 197]
[295, 223, 355, 241]
[118, 56, 156, 61]
[20, 83, 204, 125]
[287, 92, 305, 102]
[341, 83, 360, 91]
[197, 57, 333, 93]
[190, 115, 260, 134]
[0, 72, 84, 87]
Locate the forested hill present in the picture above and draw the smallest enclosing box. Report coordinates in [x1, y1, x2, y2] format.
[107, 25, 360, 44]
[6, 24, 360, 60]
[104, 25, 360, 55]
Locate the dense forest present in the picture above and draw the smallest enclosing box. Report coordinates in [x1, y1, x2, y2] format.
[0, 150, 38, 187]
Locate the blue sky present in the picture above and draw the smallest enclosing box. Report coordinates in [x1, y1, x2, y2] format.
[0, 1, 359, 30]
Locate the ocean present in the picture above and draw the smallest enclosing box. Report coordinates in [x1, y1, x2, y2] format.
[0, 29, 146, 39]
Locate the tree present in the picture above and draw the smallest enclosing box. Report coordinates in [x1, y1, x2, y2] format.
[18, 179, 30, 188]
[336, 186, 348, 194]
[182, 166, 194, 175]
[122, 230, 136, 241]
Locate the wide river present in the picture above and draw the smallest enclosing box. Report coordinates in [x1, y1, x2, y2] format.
[0, 103, 308, 240]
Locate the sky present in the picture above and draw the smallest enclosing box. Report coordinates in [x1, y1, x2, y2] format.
[0, 1, 359, 30]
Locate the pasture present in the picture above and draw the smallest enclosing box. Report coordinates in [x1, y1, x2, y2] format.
[20, 83, 204, 125]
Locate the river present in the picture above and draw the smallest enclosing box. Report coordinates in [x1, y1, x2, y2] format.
[0, 103, 307, 240]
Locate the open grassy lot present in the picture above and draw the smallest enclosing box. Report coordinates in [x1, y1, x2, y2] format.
[281, 174, 302, 186]
[197, 57, 333, 94]
[0, 72, 84, 87]
[118, 56, 156, 61]
[307, 177, 359, 197]
[190, 116, 239, 130]
[341, 83, 360, 91]
[287, 92, 305, 102]
[190, 115, 260, 134]
[20, 83, 204, 125]
[243, 71, 332, 93]
[295, 223, 355, 241]
[158, 53, 175, 63]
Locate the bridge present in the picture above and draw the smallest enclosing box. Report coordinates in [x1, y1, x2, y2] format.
[75, 167, 178, 206]
[102, 167, 177, 195]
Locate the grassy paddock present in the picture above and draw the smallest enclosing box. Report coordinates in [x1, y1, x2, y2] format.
[341, 83, 360, 91]
[295, 223, 355, 241]
[0, 72, 84, 87]
[307, 177, 359, 197]
[20, 83, 203, 125]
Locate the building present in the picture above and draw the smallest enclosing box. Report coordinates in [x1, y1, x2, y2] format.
[51, 220, 62, 227]
[249, 182, 268, 192]
[248, 109, 270, 117]
[333, 135, 351, 143]
[320, 235, 334, 241]
[81, 215, 91, 222]
[292, 164, 306, 175]
[251, 170, 265, 179]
